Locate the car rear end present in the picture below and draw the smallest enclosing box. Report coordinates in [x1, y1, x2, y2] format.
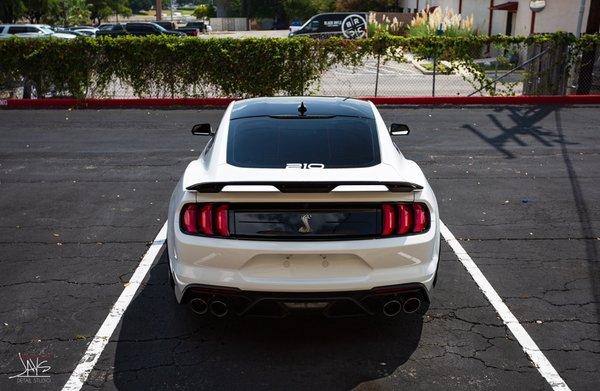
[168, 98, 440, 319]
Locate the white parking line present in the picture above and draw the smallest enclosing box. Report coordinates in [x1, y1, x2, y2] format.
[62, 222, 167, 391]
[62, 219, 570, 390]
[440, 221, 571, 391]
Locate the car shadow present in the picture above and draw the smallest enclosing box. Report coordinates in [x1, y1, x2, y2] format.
[111, 250, 423, 390]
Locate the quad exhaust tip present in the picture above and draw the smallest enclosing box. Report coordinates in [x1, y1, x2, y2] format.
[189, 298, 208, 315]
[209, 300, 229, 317]
[403, 297, 421, 314]
[382, 300, 402, 317]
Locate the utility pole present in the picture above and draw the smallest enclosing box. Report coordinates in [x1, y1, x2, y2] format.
[156, 0, 162, 21]
[575, 0, 587, 37]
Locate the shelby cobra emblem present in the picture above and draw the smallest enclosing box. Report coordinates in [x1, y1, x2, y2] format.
[299, 214, 313, 233]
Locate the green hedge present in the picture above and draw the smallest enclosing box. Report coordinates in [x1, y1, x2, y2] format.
[0, 33, 598, 98]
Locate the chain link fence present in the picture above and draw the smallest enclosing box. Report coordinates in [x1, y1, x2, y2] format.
[1, 38, 598, 99]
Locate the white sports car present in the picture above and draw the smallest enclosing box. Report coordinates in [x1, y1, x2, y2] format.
[167, 97, 440, 319]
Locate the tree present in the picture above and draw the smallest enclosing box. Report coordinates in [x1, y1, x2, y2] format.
[0, 0, 25, 23]
[334, 0, 395, 12]
[45, 0, 92, 25]
[87, 0, 131, 23]
[129, 0, 153, 14]
[23, 0, 50, 23]
[192, 4, 216, 19]
[282, 0, 334, 20]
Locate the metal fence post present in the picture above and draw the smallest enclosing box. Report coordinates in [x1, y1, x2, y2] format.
[432, 54, 437, 97]
[433, 24, 444, 97]
[375, 54, 381, 97]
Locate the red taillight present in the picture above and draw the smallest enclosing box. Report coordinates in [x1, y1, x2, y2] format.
[198, 204, 213, 235]
[215, 204, 229, 236]
[382, 204, 395, 236]
[382, 202, 429, 237]
[413, 203, 428, 233]
[181, 204, 198, 234]
[397, 204, 413, 235]
[181, 203, 230, 237]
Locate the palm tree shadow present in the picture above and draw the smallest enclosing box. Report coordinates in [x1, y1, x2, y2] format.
[462, 106, 577, 159]
[464, 105, 598, 326]
[110, 251, 423, 390]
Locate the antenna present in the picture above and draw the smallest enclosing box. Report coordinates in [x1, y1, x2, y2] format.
[298, 101, 307, 116]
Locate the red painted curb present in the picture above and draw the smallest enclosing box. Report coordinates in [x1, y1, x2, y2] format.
[1, 95, 600, 108]
[363, 95, 600, 105]
[0, 98, 236, 109]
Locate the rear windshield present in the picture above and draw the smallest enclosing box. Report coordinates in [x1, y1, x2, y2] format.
[227, 117, 380, 168]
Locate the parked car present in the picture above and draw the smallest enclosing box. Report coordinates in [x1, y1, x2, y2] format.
[0, 24, 77, 39]
[289, 19, 303, 34]
[96, 22, 185, 37]
[178, 21, 211, 35]
[52, 27, 83, 37]
[289, 12, 368, 39]
[97, 23, 120, 31]
[69, 26, 98, 37]
[167, 97, 440, 319]
[154, 21, 176, 30]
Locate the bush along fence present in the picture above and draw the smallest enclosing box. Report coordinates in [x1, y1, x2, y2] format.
[0, 32, 599, 100]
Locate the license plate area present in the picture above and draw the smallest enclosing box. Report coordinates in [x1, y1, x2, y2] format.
[230, 203, 382, 239]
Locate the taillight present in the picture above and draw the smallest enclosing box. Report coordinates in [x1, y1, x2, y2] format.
[198, 204, 213, 235]
[181, 204, 198, 234]
[397, 204, 413, 235]
[180, 203, 229, 237]
[413, 203, 428, 233]
[382, 204, 395, 236]
[215, 204, 230, 236]
[382, 202, 429, 237]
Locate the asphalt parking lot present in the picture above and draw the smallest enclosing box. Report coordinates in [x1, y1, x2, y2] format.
[0, 105, 598, 390]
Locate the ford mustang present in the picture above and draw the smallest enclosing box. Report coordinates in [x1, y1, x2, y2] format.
[167, 97, 440, 319]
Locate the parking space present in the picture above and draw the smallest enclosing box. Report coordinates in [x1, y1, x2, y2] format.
[0, 106, 598, 390]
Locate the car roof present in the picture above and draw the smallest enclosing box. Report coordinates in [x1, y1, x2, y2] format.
[230, 97, 374, 120]
[1, 24, 44, 27]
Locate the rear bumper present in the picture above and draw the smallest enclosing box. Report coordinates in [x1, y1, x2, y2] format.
[168, 225, 440, 302]
[182, 283, 430, 318]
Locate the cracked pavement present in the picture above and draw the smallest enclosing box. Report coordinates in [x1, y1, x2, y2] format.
[0, 106, 598, 390]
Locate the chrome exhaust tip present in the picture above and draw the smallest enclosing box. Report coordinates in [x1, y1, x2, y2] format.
[402, 297, 421, 314]
[189, 298, 208, 315]
[382, 300, 402, 317]
[209, 300, 228, 317]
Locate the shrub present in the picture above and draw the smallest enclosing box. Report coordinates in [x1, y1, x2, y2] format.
[408, 6, 476, 37]
[0, 32, 597, 98]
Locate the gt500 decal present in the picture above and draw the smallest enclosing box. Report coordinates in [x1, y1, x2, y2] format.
[286, 163, 325, 169]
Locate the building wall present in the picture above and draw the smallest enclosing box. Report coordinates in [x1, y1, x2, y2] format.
[513, 0, 590, 35]
[397, 0, 425, 13]
[428, 0, 507, 35]
[429, 0, 590, 36]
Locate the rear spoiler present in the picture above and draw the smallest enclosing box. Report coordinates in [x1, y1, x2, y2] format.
[186, 181, 423, 193]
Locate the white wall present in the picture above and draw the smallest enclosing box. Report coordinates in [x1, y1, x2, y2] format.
[513, 0, 590, 35]
[428, 0, 508, 35]
[430, 0, 591, 36]
[397, 0, 426, 12]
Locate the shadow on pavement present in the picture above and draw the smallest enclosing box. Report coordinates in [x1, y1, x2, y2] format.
[111, 251, 423, 390]
[463, 105, 598, 327]
[554, 109, 600, 324]
[462, 106, 576, 159]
